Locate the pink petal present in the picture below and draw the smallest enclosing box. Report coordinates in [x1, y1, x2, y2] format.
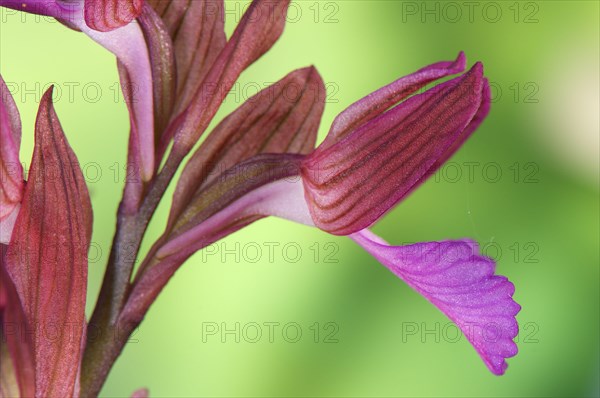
[0, 204, 19, 245]
[0, 75, 24, 228]
[301, 63, 487, 235]
[4, 88, 92, 397]
[323, 52, 466, 149]
[84, 0, 143, 31]
[413, 77, 492, 187]
[83, 18, 155, 183]
[350, 229, 520, 375]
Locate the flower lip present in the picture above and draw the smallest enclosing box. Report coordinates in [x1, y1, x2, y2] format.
[351, 229, 521, 375]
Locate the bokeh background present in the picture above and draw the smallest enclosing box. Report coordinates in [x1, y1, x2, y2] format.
[1, 1, 598, 396]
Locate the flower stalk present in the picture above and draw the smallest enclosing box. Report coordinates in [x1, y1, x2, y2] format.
[0, 0, 521, 396]
[81, 151, 182, 396]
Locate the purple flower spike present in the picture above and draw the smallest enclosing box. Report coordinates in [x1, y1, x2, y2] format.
[351, 229, 521, 375]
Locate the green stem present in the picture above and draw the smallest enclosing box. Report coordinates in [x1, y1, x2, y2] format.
[80, 152, 182, 397]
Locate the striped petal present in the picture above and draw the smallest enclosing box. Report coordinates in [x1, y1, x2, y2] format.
[323, 52, 466, 149]
[84, 0, 144, 31]
[137, 2, 176, 142]
[301, 62, 488, 235]
[351, 229, 520, 375]
[168, 66, 325, 229]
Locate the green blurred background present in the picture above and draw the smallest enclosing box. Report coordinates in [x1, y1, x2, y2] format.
[1, 1, 598, 396]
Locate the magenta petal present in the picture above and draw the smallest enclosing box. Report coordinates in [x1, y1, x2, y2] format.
[83, 19, 155, 182]
[84, 0, 143, 31]
[351, 229, 520, 375]
[324, 52, 466, 148]
[301, 63, 486, 235]
[413, 78, 492, 188]
[0, 75, 24, 231]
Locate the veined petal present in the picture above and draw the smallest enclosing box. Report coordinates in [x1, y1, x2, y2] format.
[4, 88, 92, 397]
[301, 63, 486, 235]
[323, 52, 466, 149]
[350, 229, 520, 375]
[166, 154, 308, 251]
[168, 66, 325, 229]
[84, 0, 143, 31]
[82, 17, 155, 182]
[172, 0, 225, 115]
[0, 75, 24, 236]
[168, 0, 291, 154]
[413, 78, 491, 187]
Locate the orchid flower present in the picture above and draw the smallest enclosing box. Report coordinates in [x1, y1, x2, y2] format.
[0, 0, 520, 396]
[125, 54, 520, 378]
